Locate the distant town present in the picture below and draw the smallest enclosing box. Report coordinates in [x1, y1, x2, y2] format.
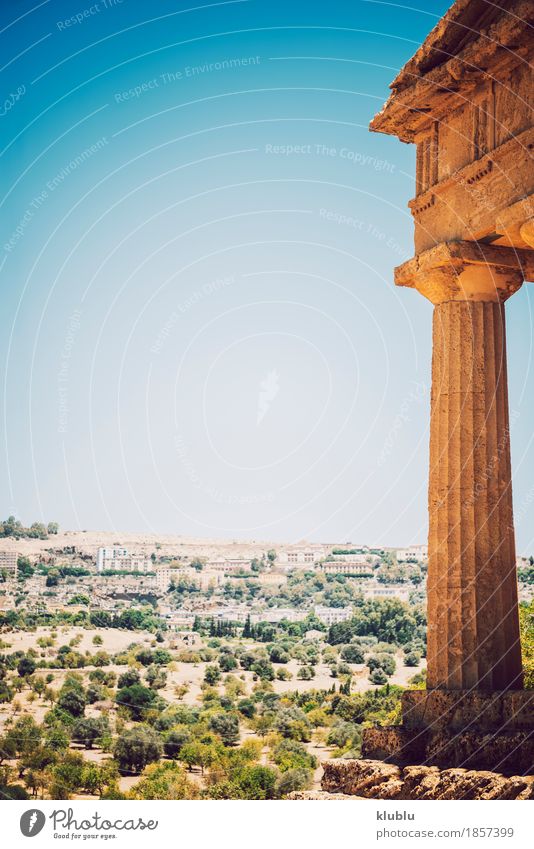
[0, 520, 532, 801]
[1, 528, 532, 632]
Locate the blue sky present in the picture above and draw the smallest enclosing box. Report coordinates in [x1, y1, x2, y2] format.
[1, 0, 533, 552]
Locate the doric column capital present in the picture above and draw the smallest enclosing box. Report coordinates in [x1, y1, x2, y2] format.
[395, 241, 534, 305]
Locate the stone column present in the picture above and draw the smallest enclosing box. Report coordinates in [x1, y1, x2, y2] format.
[396, 241, 530, 692]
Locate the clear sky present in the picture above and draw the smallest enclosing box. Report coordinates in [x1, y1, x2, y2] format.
[1, 0, 533, 553]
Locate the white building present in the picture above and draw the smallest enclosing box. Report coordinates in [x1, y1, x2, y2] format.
[155, 567, 175, 591]
[278, 546, 326, 567]
[253, 607, 307, 624]
[96, 547, 149, 573]
[96, 547, 128, 572]
[396, 545, 428, 562]
[205, 559, 252, 573]
[361, 581, 412, 602]
[314, 605, 353, 626]
[319, 558, 373, 576]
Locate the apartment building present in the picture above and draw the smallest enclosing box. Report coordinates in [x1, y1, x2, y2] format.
[313, 605, 353, 626]
[0, 550, 18, 580]
[396, 545, 428, 562]
[360, 581, 412, 602]
[277, 546, 326, 567]
[96, 547, 149, 573]
[205, 559, 252, 573]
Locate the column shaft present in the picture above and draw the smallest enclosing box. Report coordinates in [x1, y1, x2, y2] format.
[427, 300, 523, 691]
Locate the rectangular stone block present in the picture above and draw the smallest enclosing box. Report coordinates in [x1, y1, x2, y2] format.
[401, 689, 534, 732]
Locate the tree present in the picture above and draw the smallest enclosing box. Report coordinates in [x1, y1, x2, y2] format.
[16, 556, 34, 578]
[145, 664, 167, 690]
[366, 653, 396, 676]
[179, 741, 218, 774]
[269, 645, 290, 664]
[209, 712, 240, 746]
[17, 655, 37, 678]
[267, 550, 277, 563]
[296, 666, 315, 680]
[5, 716, 41, 757]
[46, 570, 60, 587]
[276, 767, 313, 797]
[220, 765, 277, 800]
[72, 717, 109, 749]
[219, 653, 238, 672]
[47, 522, 59, 535]
[116, 684, 157, 721]
[117, 669, 140, 689]
[113, 727, 163, 774]
[57, 688, 86, 718]
[163, 728, 192, 759]
[237, 698, 256, 718]
[273, 707, 311, 742]
[44, 724, 70, 753]
[131, 762, 199, 799]
[272, 739, 317, 772]
[48, 752, 85, 799]
[204, 664, 221, 685]
[404, 651, 421, 667]
[251, 658, 275, 681]
[29, 522, 48, 539]
[340, 644, 365, 664]
[0, 782, 29, 800]
[0, 734, 17, 763]
[32, 677, 46, 699]
[369, 668, 388, 685]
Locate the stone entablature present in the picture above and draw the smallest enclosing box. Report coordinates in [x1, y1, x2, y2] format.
[370, 0, 534, 255]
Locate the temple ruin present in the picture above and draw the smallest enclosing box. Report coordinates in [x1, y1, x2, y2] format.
[291, 3, 534, 796]
[361, 0, 534, 776]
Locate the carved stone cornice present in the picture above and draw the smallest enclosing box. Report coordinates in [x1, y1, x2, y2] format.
[370, 0, 533, 142]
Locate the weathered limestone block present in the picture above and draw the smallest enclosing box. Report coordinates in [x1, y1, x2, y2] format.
[362, 722, 534, 775]
[401, 765, 443, 799]
[322, 759, 402, 798]
[361, 726, 427, 764]
[286, 791, 357, 800]
[402, 689, 534, 732]
[321, 759, 534, 800]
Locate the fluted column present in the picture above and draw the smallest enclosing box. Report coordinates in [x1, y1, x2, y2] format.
[395, 241, 529, 693]
[427, 300, 522, 690]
